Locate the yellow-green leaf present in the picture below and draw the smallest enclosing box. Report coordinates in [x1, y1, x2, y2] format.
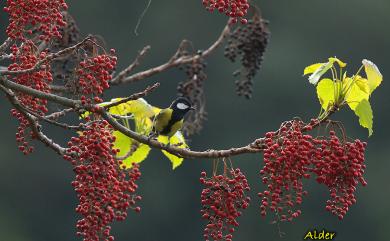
[316, 78, 340, 110]
[158, 132, 188, 170]
[107, 98, 154, 118]
[304, 63, 324, 75]
[121, 143, 151, 168]
[113, 130, 151, 168]
[307, 57, 346, 85]
[362, 59, 383, 94]
[344, 77, 369, 110]
[353, 99, 373, 136]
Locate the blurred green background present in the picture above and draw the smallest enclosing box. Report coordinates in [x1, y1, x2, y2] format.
[0, 0, 389, 240]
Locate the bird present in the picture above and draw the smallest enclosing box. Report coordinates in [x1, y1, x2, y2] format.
[152, 97, 195, 137]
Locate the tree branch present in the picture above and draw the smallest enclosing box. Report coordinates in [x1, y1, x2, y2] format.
[1, 72, 336, 159]
[0, 85, 67, 155]
[0, 36, 92, 76]
[110, 24, 231, 85]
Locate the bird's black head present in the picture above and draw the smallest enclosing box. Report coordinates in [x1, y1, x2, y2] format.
[170, 97, 194, 114]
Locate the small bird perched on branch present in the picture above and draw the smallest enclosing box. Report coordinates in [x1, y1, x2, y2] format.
[152, 97, 194, 137]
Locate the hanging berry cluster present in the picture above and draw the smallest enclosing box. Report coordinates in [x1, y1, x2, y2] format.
[202, 0, 250, 24]
[259, 120, 367, 222]
[4, 0, 68, 41]
[63, 119, 142, 241]
[310, 131, 367, 220]
[200, 167, 251, 241]
[224, 14, 270, 98]
[177, 55, 208, 136]
[7, 41, 53, 154]
[76, 51, 117, 104]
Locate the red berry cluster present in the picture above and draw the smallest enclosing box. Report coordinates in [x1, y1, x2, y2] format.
[258, 120, 367, 221]
[63, 119, 142, 241]
[259, 121, 312, 221]
[310, 131, 367, 220]
[202, 0, 250, 24]
[200, 168, 250, 241]
[7, 41, 53, 154]
[4, 0, 68, 41]
[76, 52, 117, 104]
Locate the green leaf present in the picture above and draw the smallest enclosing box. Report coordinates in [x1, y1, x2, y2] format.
[362, 59, 383, 94]
[316, 78, 341, 110]
[158, 132, 188, 170]
[353, 99, 373, 136]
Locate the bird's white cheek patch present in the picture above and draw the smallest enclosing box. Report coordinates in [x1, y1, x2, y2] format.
[177, 103, 189, 110]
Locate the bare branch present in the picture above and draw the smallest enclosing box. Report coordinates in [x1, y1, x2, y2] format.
[110, 45, 151, 84]
[0, 37, 13, 55]
[110, 24, 231, 85]
[0, 77, 79, 108]
[0, 85, 67, 155]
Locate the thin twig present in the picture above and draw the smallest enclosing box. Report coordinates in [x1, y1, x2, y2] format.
[110, 45, 151, 84]
[134, 0, 152, 36]
[103, 82, 159, 109]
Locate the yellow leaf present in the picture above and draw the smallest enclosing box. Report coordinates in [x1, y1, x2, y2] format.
[353, 99, 373, 136]
[354, 76, 370, 95]
[158, 132, 188, 170]
[304, 63, 324, 75]
[107, 98, 154, 118]
[344, 77, 369, 110]
[316, 78, 340, 110]
[113, 130, 151, 168]
[113, 131, 132, 156]
[121, 144, 151, 168]
[362, 59, 383, 94]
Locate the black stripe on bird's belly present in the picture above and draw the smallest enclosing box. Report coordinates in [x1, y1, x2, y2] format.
[160, 109, 184, 136]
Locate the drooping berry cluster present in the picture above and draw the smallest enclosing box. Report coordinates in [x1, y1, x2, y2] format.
[177, 56, 208, 136]
[4, 0, 68, 41]
[76, 52, 117, 103]
[7, 41, 53, 154]
[310, 131, 367, 220]
[200, 168, 250, 241]
[259, 121, 311, 221]
[63, 119, 142, 241]
[224, 15, 270, 98]
[259, 120, 367, 221]
[202, 0, 250, 24]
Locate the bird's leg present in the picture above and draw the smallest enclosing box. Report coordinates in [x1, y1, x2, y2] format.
[147, 132, 158, 141]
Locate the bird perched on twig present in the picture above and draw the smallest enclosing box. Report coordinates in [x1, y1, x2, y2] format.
[151, 97, 194, 138]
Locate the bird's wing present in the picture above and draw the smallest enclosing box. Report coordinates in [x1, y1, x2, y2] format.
[153, 108, 173, 133]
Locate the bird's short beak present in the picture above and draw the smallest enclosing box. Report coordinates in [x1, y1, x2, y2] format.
[190, 107, 196, 111]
